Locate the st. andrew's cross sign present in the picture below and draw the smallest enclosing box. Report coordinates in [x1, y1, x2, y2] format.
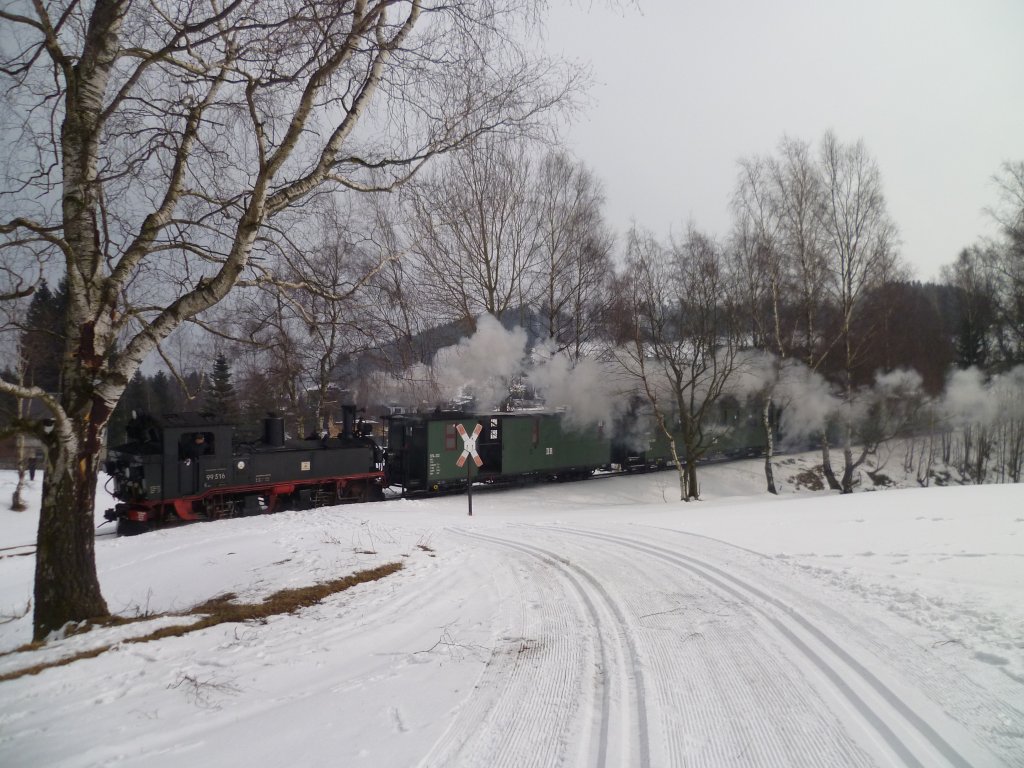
[455, 422, 483, 516]
[455, 422, 483, 468]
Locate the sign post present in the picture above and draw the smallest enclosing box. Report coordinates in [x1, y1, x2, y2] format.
[455, 423, 483, 516]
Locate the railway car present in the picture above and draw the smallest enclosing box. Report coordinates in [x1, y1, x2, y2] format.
[386, 410, 611, 494]
[103, 406, 385, 534]
[611, 395, 771, 471]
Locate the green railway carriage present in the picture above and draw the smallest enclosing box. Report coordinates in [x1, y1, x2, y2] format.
[612, 395, 770, 471]
[494, 413, 610, 478]
[385, 410, 611, 494]
[708, 396, 767, 458]
[385, 412, 481, 493]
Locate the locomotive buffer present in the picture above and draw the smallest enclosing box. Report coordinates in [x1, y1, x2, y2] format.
[455, 423, 483, 516]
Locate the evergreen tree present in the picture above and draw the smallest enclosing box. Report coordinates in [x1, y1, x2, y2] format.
[206, 354, 239, 422]
[107, 372, 153, 445]
[150, 371, 174, 415]
[21, 279, 68, 393]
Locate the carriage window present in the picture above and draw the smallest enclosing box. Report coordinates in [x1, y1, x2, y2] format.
[180, 432, 214, 459]
[445, 424, 457, 451]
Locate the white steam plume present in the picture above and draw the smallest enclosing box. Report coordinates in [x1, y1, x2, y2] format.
[941, 367, 999, 427]
[528, 341, 622, 428]
[432, 314, 528, 410]
[775, 359, 840, 447]
[940, 365, 1024, 428]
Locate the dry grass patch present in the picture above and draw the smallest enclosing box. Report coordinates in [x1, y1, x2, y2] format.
[0, 562, 403, 682]
[792, 466, 825, 491]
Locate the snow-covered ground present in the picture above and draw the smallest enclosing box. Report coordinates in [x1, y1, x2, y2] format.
[0, 456, 1022, 767]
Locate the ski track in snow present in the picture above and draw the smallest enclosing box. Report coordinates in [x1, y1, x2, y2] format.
[424, 528, 650, 768]
[633, 524, 1024, 767]
[417, 520, 1020, 768]
[501, 523, 1009, 768]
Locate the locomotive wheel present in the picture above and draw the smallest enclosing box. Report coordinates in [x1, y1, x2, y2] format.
[336, 482, 358, 503]
[337, 481, 383, 503]
[116, 518, 150, 536]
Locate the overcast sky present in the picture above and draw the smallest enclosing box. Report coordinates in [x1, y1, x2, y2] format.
[542, 0, 1024, 282]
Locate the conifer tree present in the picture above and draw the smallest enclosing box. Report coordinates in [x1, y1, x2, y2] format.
[150, 372, 174, 415]
[108, 372, 153, 445]
[206, 354, 239, 423]
[21, 280, 67, 393]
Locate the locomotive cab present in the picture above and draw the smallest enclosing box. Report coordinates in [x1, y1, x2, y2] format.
[104, 412, 234, 532]
[162, 413, 234, 498]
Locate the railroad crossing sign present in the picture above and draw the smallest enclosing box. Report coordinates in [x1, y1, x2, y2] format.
[455, 422, 483, 517]
[455, 423, 483, 468]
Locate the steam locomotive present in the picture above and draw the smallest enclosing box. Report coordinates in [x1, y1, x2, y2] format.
[103, 398, 767, 534]
[103, 405, 385, 535]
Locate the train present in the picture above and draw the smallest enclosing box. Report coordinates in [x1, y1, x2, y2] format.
[103, 405, 386, 535]
[103, 397, 769, 534]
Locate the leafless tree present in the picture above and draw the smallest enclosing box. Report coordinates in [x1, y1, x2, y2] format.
[771, 137, 831, 364]
[731, 133, 904, 494]
[533, 152, 613, 359]
[817, 131, 903, 492]
[614, 226, 743, 500]
[985, 161, 1024, 366]
[732, 156, 784, 353]
[0, 0, 580, 640]
[730, 138, 837, 494]
[275, 207, 397, 428]
[731, 155, 787, 493]
[408, 136, 542, 328]
[362, 192, 429, 372]
[937, 161, 1024, 373]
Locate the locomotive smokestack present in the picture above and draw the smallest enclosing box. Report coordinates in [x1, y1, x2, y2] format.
[341, 404, 356, 439]
[264, 413, 285, 447]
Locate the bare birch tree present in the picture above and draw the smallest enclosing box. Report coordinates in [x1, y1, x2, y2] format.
[615, 226, 742, 501]
[408, 136, 542, 328]
[731, 133, 902, 494]
[0, 0, 579, 640]
[987, 161, 1024, 366]
[731, 138, 830, 493]
[731, 155, 786, 493]
[533, 152, 613, 359]
[817, 131, 902, 492]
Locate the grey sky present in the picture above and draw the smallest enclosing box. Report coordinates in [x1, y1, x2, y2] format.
[544, 0, 1024, 281]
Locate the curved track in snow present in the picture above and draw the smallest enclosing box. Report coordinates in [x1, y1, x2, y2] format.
[422, 529, 651, 768]
[426, 522, 1000, 768]
[541, 524, 977, 768]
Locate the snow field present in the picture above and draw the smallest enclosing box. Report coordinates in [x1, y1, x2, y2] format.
[0, 458, 1022, 767]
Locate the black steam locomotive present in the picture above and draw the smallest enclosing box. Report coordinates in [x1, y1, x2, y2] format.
[103, 406, 385, 535]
